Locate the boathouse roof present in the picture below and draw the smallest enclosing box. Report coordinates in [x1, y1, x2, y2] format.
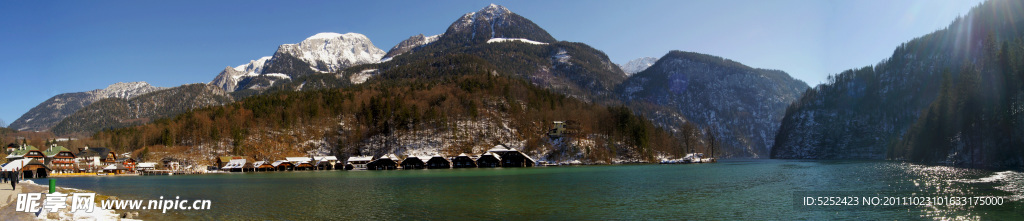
[348, 156, 373, 162]
[312, 156, 337, 161]
[221, 159, 251, 169]
[480, 152, 502, 160]
[286, 157, 311, 163]
[271, 160, 293, 167]
[402, 156, 424, 163]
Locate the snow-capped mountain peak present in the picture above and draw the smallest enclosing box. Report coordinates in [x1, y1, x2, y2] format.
[210, 32, 385, 92]
[275, 32, 385, 73]
[480, 3, 511, 18]
[307, 32, 347, 40]
[452, 4, 511, 33]
[618, 57, 659, 76]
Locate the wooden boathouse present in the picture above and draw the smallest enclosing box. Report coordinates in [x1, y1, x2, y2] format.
[252, 161, 275, 172]
[476, 153, 501, 168]
[287, 157, 315, 170]
[272, 160, 294, 171]
[426, 155, 451, 169]
[400, 156, 425, 169]
[221, 159, 255, 172]
[451, 153, 477, 168]
[216, 156, 256, 169]
[347, 156, 373, 170]
[488, 145, 536, 167]
[312, 156, 338, 170]
[366, 155, 398, 170]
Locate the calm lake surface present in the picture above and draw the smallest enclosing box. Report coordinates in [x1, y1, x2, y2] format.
[37, 160, 1024, 220]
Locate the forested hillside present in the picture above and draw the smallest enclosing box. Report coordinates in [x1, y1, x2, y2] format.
[896, 36, 1024, 168]
[619, 51, 807, 158]
[772, 0, 1024, 169]
[91, 54, 715, 165]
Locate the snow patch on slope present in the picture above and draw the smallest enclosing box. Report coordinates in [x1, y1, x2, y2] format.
[349, 69, 377, 84]
[487, 38, 547, 45]
[263, 73, 291, 80]
[552, 48, 571, 63]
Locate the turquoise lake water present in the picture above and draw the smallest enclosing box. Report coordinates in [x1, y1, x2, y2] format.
[37, 160, 1024, 220]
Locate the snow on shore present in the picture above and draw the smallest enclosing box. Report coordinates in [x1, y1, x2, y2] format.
[20, 180, 134, 221]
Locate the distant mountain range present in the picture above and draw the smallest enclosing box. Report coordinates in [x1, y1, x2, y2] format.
[16, 4, 811, 161]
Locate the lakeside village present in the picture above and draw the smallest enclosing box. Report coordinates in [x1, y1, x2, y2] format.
[1, 122, 714, 178]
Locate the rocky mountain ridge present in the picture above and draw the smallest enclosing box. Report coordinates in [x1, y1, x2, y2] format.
[8, 82, 164, 132]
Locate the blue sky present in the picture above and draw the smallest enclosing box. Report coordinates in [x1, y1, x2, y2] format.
[0, 0, 984, 127]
